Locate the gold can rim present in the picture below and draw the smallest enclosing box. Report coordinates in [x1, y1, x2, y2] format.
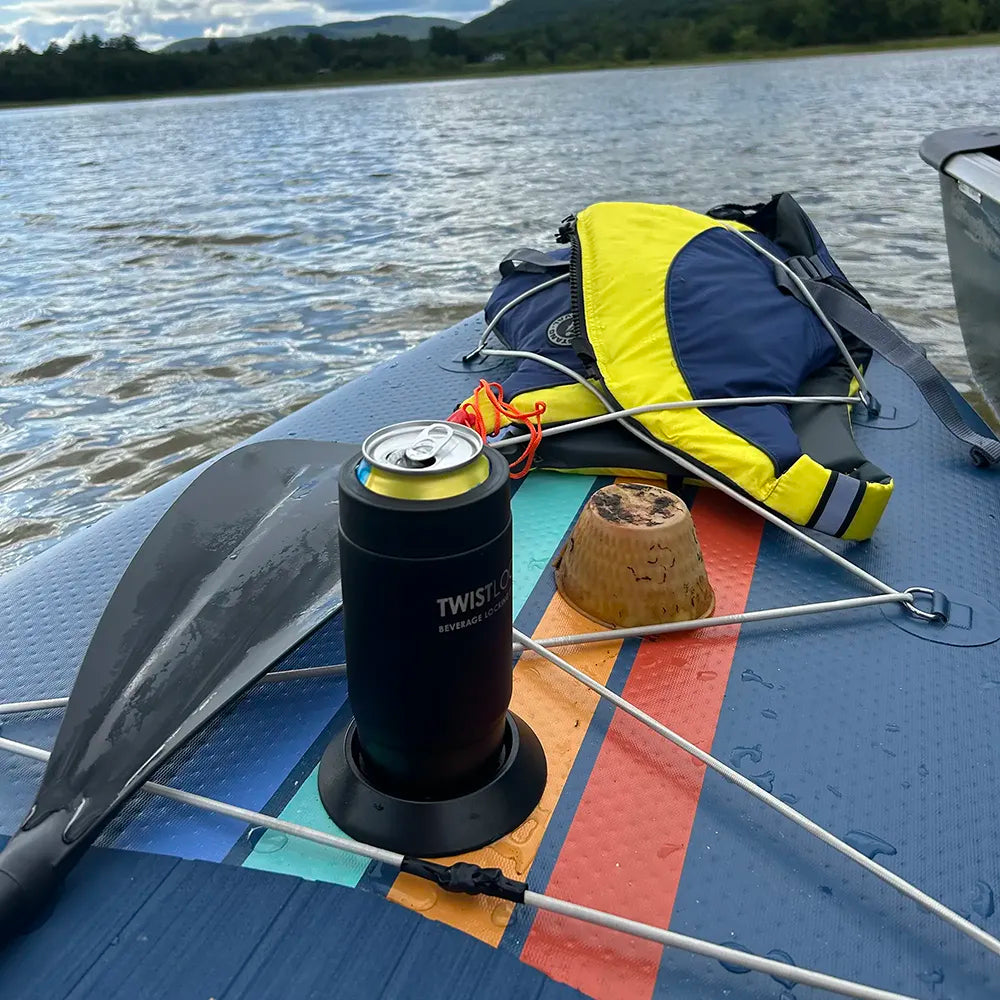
[361, 420, 484, 477]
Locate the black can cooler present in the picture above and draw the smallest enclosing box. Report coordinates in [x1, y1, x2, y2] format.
[340, 443, 513, 797]
[318, 421, 546, 857]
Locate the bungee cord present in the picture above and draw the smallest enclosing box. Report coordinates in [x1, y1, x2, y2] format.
[0, 225, 968, 998]
[481, 345, 906, 599]
[512, 628, 1000, 961]
[0, 736, 923, 1000]
[718, 220, 877, 410]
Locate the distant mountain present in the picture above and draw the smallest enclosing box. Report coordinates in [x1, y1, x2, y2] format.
[460, 0, 716, 36]
[461, 0, 607, 35]
[160, 15, 462, 53]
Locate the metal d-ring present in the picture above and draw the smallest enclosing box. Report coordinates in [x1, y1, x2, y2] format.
[903, 587, 950, 624]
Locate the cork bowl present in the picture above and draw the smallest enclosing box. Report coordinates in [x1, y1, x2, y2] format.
[553, 483, 715, 628]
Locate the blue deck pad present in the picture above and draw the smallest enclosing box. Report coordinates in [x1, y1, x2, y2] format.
[241, 470, 599, 886]
[656, 364, 1000, 997]
[0, 838, 585, 1000]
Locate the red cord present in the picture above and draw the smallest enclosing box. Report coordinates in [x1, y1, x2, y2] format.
[447, 380, 546, 479]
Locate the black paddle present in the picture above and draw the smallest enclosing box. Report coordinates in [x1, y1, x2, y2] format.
[0, 438, 357, 939]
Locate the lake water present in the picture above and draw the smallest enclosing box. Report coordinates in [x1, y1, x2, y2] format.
[2, 45, 999, 572]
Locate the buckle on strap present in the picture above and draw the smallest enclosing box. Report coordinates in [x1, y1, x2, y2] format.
[785, 254, 832, 283]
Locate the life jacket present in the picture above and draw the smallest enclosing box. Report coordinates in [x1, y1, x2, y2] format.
[458, 193, 896, 541]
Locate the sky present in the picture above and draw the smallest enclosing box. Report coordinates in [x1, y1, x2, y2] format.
[0, 0, 502, 53]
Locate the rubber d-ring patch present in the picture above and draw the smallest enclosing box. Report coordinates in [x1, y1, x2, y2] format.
[853, 401, 918, 431]
[438, 351, 508, 374]
[882, 583, 1000, 646]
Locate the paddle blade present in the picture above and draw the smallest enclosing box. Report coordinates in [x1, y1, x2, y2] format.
[0, 440, 356, 928]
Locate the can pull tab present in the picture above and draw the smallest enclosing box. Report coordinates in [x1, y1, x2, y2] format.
[404, 423, 454, 467]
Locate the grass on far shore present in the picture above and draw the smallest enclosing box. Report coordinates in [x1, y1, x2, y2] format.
[3, 30, 999, 110]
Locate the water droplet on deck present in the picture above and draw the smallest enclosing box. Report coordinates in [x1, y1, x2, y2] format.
[717, 941, 754, 974]
[820, 885, 833, 896]
[287, 431, 297, 437]
[779, 993, 796, 1000]
[761, 709, 778, 720]
[843, 830, 897, 860]
[765, 949, 797, 989]
[657, 842, 683, 859]
[917, 968, 944, 986]
[246, 825, 266, 849]
[827, 785, 842, 799]
[507, 817, 538, 845]
[918, 763, 929, 777]
[491, 900, 515, 927]
[729, 744, 763, 768]
[697, 670, 718, 681]
[229, 552, 238, 559]
[972, 880, 995, 919]
[885, 723, 900, 733]
[748, 770, 775, 792]
[393, 880, 437, 912]
[741, 669, 774, 689]
[779, 793, 799, 805]
[255, 831, 288, 854]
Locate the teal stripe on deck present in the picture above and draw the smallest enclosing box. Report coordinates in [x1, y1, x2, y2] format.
[242, 471, 596, 885]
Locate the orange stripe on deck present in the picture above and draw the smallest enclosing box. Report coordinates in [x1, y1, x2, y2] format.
[520, 490, 763, 1000]
[387, 597, 624, 945]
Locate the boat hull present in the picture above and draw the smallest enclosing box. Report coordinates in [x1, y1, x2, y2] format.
[923, 126, 1000, 416]
[1, 314, 1000, 998]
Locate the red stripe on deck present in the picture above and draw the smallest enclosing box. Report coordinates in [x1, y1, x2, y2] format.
[520, 490, 763, 1000]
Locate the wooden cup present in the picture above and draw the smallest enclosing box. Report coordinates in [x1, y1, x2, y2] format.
[554, 483, 715, 628]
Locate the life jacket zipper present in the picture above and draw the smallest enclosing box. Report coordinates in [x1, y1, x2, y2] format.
[556, 214, 593, 367]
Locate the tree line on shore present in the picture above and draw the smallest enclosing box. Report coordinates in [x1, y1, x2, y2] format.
[2, 0, 998, 103]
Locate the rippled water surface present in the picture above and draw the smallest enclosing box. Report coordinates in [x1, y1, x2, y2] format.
[2, 46, 999, 572]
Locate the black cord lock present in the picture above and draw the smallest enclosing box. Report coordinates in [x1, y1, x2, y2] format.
[400, 858, 527, 904]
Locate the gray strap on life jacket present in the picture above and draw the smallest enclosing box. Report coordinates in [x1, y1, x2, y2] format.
[499, 249, 570, 278]
[788, 270, 1000, 468]
[808, 471, 868, 537]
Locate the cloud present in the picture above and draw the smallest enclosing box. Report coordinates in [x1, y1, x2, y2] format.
[0, 0, 491, 50]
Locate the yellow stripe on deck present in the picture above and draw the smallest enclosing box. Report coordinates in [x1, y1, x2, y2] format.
[388, 597, 623, 944]
[388, 472, 625, 944]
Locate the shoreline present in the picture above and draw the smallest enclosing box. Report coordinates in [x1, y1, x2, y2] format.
[2, 31, 999, 110]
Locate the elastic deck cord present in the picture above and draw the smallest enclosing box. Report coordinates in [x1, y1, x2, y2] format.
[719, 222, 877, 411]
[511, 628, 1000, 962]
[0, 736, 921, 1000]
[481, 346, 902, 599]
[497, 394, 863, 449]
[0, 663, 349, 717]
[462, 273, 570, 362]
